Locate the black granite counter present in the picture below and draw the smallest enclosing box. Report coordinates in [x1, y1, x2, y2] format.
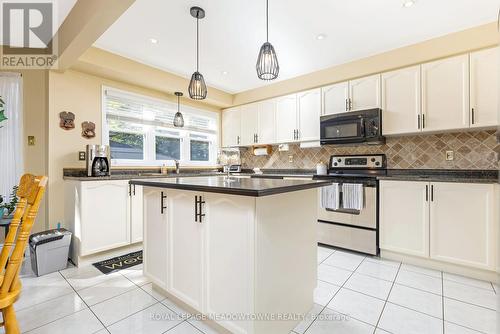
[129, 176, 332, 197]
[378, 169, 499, 184]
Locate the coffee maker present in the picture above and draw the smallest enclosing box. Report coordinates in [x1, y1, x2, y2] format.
[86, 145, 111, 177]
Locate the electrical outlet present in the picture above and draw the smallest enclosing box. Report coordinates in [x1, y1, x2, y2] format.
[78, 151, 86, 161]
[27, 136, 35, 146]
[288, 155, 294, 163]
[445, 150, 454, 161]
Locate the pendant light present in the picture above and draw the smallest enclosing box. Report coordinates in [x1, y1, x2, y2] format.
[256, 0, 279, 80]
[188, 6, 207, 100]
[173, 92, 184, 127]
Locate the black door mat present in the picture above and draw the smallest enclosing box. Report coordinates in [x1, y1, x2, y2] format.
[92, 250, 143, 274]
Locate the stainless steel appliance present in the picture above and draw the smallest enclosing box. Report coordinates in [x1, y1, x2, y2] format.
[86, 145, 111, 177]
[218, 148, 241, 173]
[320, 108, 385, 146]
[314, 154, 386, 255]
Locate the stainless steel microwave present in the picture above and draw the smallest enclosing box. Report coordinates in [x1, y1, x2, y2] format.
[320, 108, 385, 145]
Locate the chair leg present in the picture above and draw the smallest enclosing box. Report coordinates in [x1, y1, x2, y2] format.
[2, 305, 20, 334]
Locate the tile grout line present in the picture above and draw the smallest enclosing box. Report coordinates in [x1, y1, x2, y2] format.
[303, 255, 369, 334]
[373, 261, 402, 332]
[441, 271, 445, 334]
[58, 271, 111, 333]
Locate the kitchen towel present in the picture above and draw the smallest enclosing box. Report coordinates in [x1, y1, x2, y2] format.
[321, 183, 340, 210]
[342, 183, 364, 211]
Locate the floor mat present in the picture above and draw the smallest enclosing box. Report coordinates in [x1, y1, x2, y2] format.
[92, 250, 142, 274]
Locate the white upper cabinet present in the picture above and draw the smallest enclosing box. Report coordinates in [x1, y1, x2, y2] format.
[322, 81, 349, 115]
[297, 89, 321, 142]
[430, 182, 496, 270]
[275, 94, 298, 143]
[240, 103, 259, 146]
[470, 47, 499, 128]
[421, 54, 470, 132]
[349, 74, 381, 111]
[382, 66, 422, 135]
[257, 99, 276, 144]
[222, 107, 241, 147]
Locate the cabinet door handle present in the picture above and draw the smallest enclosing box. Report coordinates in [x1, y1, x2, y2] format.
[471, 108, 475, 125]
[422, 114, 426, 129]
[133, 184, 136, 196]
[349, 98, 353, 111]
[425, 185, 428, 202]
[430, 185, 434, 202]
[255, 134, 258, 143]
[161, 192, 167, 214]
[296, 129, 300, 140]
[417, 115, 421, 130]
[128, 184, 132, 196]
[293, 129, 296, 140]
[237, 136, 240, 145]
[195, 196, 198, 222]
[195, 195, 205, 223]
[345, 99, 349, 111]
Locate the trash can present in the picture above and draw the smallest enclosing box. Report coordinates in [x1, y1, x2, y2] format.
[29, 228, 72, 276]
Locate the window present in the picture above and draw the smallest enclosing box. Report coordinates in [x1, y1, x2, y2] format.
[102, 87, 219, 166]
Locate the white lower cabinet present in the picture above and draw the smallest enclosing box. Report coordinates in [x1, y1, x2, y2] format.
[430, 182, 496, 270]
[380, 180, 497, 271]
[130, 184, 143, 243]
[143, 188, 168, 290]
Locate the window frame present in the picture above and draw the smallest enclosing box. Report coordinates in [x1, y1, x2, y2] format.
[101, 86, 220, 167]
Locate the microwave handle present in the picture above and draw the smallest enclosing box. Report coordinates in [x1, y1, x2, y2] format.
[359, 117, 366, 136]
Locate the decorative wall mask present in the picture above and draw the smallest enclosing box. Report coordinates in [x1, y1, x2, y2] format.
[81, 121, 96, 139]
[59, 111, 75, 130]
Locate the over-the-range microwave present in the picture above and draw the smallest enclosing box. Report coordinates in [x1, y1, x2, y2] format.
[320, 108, 385, 145]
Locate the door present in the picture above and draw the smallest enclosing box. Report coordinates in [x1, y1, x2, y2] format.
[203, 193, 255, 334]
[222, 107, 241, 147]
[322, 81, 349, 115]
[421, 54, 470, 131]
[382, 66, 421, 135]
[470, 47, 499, 128]
[130, 184, 143, 243]
[379, 181, 429, 258]
[430, 182, 496, 270]
[349, 74, 381, 111]
[240, 103, 259, 146]
[257, 99, 276, 144]
[275, 94, 298, 143]
[80, 181, 130, 255]
[297, 88, 321, 142]
[143, 188, 168, 290]
[167, 190, 203, 309]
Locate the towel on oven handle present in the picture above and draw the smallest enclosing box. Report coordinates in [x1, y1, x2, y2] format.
[342, 183, 364, 211]
[320, 183, 340, 210]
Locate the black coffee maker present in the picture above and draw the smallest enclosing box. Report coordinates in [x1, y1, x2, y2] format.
[86, 145, 111, 177]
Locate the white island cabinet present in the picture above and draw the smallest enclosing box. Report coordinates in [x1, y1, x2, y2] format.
[139, 176, 328, 334]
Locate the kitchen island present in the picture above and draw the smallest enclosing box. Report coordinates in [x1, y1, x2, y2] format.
[130, 176, 331, 334]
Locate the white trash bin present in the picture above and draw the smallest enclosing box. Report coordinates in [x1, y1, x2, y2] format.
[29, 228, 72, 276]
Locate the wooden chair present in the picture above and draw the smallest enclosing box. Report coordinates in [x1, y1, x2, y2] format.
[0, 174, 48, 334]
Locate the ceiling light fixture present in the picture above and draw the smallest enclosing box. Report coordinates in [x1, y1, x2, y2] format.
[149, 38, 158, 44]
[316, 34, 326, 40]
[256, 0, 279, 80]
[188, 6, 207, 100]
[221, 71, 228, 75]
[402, 0, 415, 8]
[173, 92, 184, 127]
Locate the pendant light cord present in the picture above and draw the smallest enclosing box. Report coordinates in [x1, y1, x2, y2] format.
[177, 95, 180, 112]
[196, 14, 199, 71]
[266, 0, 269, 42]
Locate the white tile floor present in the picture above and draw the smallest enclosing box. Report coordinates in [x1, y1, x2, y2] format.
[2, 246, 498, 334]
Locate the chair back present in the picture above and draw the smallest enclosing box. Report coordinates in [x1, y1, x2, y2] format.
[0, 175, 47, 296]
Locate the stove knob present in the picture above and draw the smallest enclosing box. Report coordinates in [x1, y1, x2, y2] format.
[333, 162, 338, 166]
[337, 158, 342, 162]
[375, 161, 381, 166]
[371, 158, 376, 162]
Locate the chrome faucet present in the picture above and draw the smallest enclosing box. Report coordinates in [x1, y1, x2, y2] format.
[174, 160, 180, 174]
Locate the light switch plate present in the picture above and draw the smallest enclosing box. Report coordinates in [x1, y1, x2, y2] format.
[78, 151, 86, 161]
[445, 150, 454, 161]
[27, 136, 35, 146]
[288, 155, 294, 163]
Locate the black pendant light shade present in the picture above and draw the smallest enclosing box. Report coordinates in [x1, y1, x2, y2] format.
[173, 92, 184, 128]
[256, 0, 279, 80]
[189, 7, 207, 100]
[188, 71, 207, 100]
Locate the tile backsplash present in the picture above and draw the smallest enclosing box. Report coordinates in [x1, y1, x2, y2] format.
[241, 130, 499, 170]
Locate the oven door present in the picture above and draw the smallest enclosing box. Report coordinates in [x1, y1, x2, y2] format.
[320, 114, 365, 145]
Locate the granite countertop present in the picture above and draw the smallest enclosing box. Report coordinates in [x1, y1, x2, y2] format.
[63, 172, 224, 181]
[378, 169, 499, 184]
[129, 176, 332, 197]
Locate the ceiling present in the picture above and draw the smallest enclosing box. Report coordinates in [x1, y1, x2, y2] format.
[94, 0, 500, 94]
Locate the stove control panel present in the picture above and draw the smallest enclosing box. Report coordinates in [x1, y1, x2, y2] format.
[330, 155, 385, 169]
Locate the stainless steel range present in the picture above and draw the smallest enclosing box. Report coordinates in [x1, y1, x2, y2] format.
[314, 154, 386, 255]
